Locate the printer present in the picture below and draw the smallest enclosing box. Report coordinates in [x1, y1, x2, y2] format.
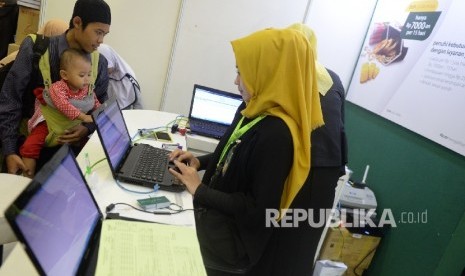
[339, 182, 377, 210]
[339, 165, 377, 210]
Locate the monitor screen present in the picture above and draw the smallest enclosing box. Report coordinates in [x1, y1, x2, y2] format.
[190, 86, 243, 125]
[94, 100, 131, 171]
[13, 152, 100, 275]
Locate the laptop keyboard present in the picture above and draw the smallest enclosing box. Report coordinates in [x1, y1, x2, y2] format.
[193, 121, 225, 132]
[192, 120, 227, 133]
[132, 146, 169, 182]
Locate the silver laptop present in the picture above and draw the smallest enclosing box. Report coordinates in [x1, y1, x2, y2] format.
[188, 84, 243, 139]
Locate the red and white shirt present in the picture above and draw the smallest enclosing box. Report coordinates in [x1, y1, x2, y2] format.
[28, 79, 100, 132]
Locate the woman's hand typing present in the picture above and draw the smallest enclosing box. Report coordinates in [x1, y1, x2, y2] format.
[168, 149, 201, 170]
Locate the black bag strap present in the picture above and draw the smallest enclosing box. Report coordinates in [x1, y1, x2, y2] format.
[110, 73, 141, 90]
[23, 34, 50, 118]
[31, 34, 50, 71]
[125, 73, 141, 91]
[109, 73, 141, 109]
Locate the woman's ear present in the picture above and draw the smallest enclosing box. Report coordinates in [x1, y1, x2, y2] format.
[60, 69, 68, 80]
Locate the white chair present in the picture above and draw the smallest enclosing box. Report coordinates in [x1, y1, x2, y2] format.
[0, 174, 31, 264]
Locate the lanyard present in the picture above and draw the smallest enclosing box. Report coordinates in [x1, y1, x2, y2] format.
[217, 114, 266, 166]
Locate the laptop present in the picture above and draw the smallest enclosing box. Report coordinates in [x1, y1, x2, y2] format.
[4, 145, 206, 276]
[188, 84, 243, 139]
[4, 145, 104, 275]
[91, 98, 185, 192]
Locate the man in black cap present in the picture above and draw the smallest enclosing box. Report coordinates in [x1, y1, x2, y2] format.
[0, 0, 112, 175]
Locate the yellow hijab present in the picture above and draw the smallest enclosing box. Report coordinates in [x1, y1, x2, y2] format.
[287, 23, 333, 96]
[231, 28, 324, 211]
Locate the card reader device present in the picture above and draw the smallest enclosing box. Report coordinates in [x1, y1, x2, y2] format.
[137, 196, 171, 210]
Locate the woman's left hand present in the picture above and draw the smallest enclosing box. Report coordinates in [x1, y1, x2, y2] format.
[168, 160, 201, 195]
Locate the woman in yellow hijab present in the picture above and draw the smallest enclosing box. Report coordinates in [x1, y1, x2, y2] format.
[169, 28, 323, 275]
[278, 23, 348, 275]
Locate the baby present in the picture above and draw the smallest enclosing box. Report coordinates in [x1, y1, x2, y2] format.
[20, 48, 101, 176]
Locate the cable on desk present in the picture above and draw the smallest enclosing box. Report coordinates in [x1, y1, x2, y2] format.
[131, 115, 189, 144]
[166, 203, 195, 214]
[167, 115, 189, 133]
[176, 116, 189, 126]
[106, 202, 170, 215]
[105, 202, 194, 216]
[84, 156, 107, 177]
[115, 179, 160, 195]
[132, 126, 167, 143]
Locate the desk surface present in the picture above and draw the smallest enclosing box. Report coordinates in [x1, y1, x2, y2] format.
[0, 109, 200, 275]
[75, 110, 196, 226]
[0, 174, 31, 245]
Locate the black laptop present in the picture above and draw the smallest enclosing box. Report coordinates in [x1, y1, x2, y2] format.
[188, 84, 243, 139]
[4, 145, 206, 275]
[4, 145, 103, 275]
[91, 98, 185, 192]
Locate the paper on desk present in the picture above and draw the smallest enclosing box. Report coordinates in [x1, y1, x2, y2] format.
[312, 260, 347, 276]
[95, 220, 206, 276]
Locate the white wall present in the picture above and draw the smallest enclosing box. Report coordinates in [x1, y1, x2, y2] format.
[305, 0, 377, 91]
[41, 0, 181, 110]
[41, 0, 376, 111]
[160, 0, 310, 114]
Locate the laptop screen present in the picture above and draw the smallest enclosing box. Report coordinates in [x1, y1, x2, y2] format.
[93, 99, 132, 172]
[8, 147, 100, 275]
[189, 85, 243, 125]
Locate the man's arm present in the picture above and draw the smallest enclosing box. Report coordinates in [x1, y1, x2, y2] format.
[0, 37, 35, 156]
[94, 53, 109, 103]
[82, 53, 108, 133]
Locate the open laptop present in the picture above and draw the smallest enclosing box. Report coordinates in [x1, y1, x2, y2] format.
[188, 84, 243, 139]
[4, 145, 104, 275]
[91, 98, 185, 192]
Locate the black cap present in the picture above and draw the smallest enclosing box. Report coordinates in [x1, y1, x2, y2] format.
[70, 0, 111, 28]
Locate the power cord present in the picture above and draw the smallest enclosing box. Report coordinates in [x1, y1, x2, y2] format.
[105, 202, 194, 215]
[132, 115, 188, 143]
[115, 179, 160, 194]
[84, 156, 107, 177]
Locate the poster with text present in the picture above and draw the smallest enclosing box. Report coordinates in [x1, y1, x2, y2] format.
[347, 0, 465, 156]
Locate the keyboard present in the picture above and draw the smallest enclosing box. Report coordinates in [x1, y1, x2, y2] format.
[193, 121, 226, 132]
[190, 120, 228, 139]
[132, 146, 169, 182]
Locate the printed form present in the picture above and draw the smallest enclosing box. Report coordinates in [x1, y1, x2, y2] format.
[95, 219, 206, 275]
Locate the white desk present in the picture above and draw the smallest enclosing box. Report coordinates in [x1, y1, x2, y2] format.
[0, 174, 31, 245]
[75, 110, 196, 226]
[0, 109, 199, 275]
[0, 175, 37, 276]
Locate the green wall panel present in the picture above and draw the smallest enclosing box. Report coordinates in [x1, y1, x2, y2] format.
[345, 103, 465, 275]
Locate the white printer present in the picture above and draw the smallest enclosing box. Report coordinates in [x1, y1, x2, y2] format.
[338, 165, 377, 210]
[339, 183, 377, 210]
